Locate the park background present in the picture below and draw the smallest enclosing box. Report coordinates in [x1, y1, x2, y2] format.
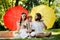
[0, 0, 60, 40]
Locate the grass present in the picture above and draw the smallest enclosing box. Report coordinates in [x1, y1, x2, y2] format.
[0, 29, 60, 40]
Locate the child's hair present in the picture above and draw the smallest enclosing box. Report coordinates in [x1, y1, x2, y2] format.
[28, 15, 32, 19]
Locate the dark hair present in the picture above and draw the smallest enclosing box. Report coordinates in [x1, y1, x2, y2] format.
[22, 12, 27, 20]
[35, 13, 42, 21]
[28, 16, 32, 19]
[20, 12, 27, 25]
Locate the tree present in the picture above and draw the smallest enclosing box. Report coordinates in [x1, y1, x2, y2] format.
[49, 0, 54, 7]
[15, 0, 19, 6]
[21, 0, 40, 12]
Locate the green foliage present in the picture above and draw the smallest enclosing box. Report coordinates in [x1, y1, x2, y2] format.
[0, 0, 15, 30]
[53, 16, 60, 29]
[21, 0, 40, 12]
[0, 23, 7, 31]
[0, 0, 60, 30]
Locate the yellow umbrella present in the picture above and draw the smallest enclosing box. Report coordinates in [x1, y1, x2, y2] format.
[30, 5, 56, 29]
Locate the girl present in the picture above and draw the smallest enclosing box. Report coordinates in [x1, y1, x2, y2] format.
[14, 13, 31, 38]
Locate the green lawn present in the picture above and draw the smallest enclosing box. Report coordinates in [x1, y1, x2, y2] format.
[1, 29, 60, 40]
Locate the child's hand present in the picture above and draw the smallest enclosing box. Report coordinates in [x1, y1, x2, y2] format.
[27, 30, 32, 33]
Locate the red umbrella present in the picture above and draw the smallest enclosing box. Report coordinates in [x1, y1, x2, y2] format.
[3, 6, 28, 31]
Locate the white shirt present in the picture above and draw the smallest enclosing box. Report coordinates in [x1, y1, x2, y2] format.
[31, 21, 44, 33]
[29, 22, 32, 29]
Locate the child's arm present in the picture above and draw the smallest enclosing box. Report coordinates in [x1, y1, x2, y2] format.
[27, 22, 32, 33]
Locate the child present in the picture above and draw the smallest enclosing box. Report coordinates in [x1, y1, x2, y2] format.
[28, 15, 36, 37]
[28, 15, 32, 29]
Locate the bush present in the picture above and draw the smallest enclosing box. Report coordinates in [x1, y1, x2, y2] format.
[53, 16, 60, 29]
[0, 23, 7, 31]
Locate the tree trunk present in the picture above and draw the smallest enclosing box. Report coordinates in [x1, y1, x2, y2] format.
[15, 0, 19, 6]
[49, 0, 51, 7]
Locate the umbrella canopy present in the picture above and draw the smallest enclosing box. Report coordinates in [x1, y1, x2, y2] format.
[3, 6, 28, 31]
[30, 5, 56, 29]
